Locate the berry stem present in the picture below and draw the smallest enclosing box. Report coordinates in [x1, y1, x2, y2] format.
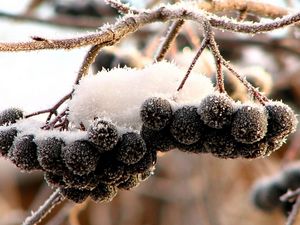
[155, 19, 185, 62]
[177, 37, 209, 92]
[22, 188, 65, 225]
[285, 195, 300, 225]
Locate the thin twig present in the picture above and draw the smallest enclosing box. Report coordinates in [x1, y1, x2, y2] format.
[22, 189, 65, 225]
[281, 188, 300, 202]
[286, 195, 300, 225]
[105, 0, 140, 14]
[177, 38, 209, 91]
[1, 5, 300, 52]
[155, 19, 185, 62]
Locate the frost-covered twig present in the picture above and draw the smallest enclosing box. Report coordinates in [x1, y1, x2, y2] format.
[1, 5, 300, 52]
[22, 189, 65, 225]
[105, 0, 140, 14]
[286, 195, 300, 225]
[155, 19, 185, 62]
[281, 188, 300, 202]
[199, 0, 290, 19]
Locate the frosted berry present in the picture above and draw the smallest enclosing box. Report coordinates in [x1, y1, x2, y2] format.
[9, 135, 41, 171]
[204, 128, 238, 159]
[63, 170, 98, 189]
[0, 127, 18, 157]
[88, 119, 119, 152]
[62, 140, 100, 175]
[90, 183, 117, 203]
[237, 140, 268, 159]
[0, 108, 23, 126]
[118, 174, 140, 190]
[44, 172, 65, 188]
[60, 187, 90, 203]
[126, 150, 156, 175]
[198, 93, 236, 129]
[140, 97, 173, 130]
[266, 101, 297, 138]
[251, 179, 286, 211]
[115, 132, 147, 165]
[231, 104, 268, 144]
[37, 137, 66, 173]
[264, 136, 285, 156]
[140, 125, 176, 152]
[170, 106, 205, 145]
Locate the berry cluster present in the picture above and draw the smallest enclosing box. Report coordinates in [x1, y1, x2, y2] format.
[140, 94, 297, 159]
[0, 109, 156, 203]
[251, 163, 300, 215]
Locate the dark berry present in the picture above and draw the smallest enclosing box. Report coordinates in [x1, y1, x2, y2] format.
[118, 174, 140, 190]
[140, 125, 176, 152]
[95, 153, 125, 184]
[281, 163, 300, 190]
[63, 170, 98, 190]
[140, 97, 173, 130]
[237, 140, 268, 159]
[0, 127, 18, 157]
[264, 136, 285, 156]
[251, 178, 287, 211]
[231, 104, 268, 144]
[90, 183, 117, 203]
[115, 132, 147, 165]
[0, 108, 23, 126]
[37, 137, 66, 173]
[44, 172, 65, 188]
[126, 150, 156, 175]
[62, 140, 100, 175]
[175, 138, 207, 154]
[170, 106, 205, 145]
[60, 187, 90, 203]
[87, 119, 119, 152]
[139, 169, 154, 181]
[9, 135, 41, 171]
[204, 128, 238, 159]
[266, 101, 297, 138]
[198, 93, 236, 129]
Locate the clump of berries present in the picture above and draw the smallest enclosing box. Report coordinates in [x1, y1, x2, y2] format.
[0, 112, 156, 203]
[140, 94, 297, 159]
[250, 163, 300, 215]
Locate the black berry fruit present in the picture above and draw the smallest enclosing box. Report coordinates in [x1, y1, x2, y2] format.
[37, 137, 66, 173]
[266, 101, 297, 138]
[62, 140, 100, 175]
[0, 108, 23, 126]
[140, 125, 176, 152]
[237, 140, 268, 159]
[118, 174, 140, 190]
[126, 150, 156, 175]
[231, 104, 268, 144]
[140, 97, 173, 130]
[198, 93, 236, 129]
[44, 172, 65, 188]
[90, 183, 117, 203]
[170, 106, 205, 145]
[87, 119, 119, 152]
[0, 127, 18, 157]
[9, 134, 41, 171]
[60, 187, 90, 203]
[115, 132, 147, 165]
[63, 170, 98, 190]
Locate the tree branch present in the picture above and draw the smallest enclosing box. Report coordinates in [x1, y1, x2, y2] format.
[1, 5, 300, 52]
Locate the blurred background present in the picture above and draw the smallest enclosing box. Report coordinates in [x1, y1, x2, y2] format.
[0, 0, 300, 224]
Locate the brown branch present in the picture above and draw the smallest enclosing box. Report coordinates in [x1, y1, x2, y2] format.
[155, 19, 185, 62]
[177, 38, 209, 91]
[106, 0, 140, 14]
[286, 195, 300, 225]
[199, 0, 290, 19]
[281, 188, 300, 202]
[1, 5, 300, 52]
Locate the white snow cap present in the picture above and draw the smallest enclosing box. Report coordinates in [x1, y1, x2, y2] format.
[68, 61, 214, 130]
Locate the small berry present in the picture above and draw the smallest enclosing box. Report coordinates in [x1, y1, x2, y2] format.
[140, 125, 176, 152]
[237, 140, 268, 159]
[0, 127, 18, 157]
[251, 178, 286, 211]
[118, 174, 140, 190]
[87, 119, 119, 152]
[281, 163, 300, 190]
[231, 104, 268, 144]
[266, 101, 298, 138]
[37, 137, 66, 173]
[175, 138, 207, 154]
[90, 183, 117, 203]
[170, 106, 205, 145]
[62, 140, 100, 175]
[204, 128, 238, 159]
[126, 150, 156, 175]
[44, 172, 65, 188]
[115, 132, 147, 165]
[9, 135, 41, 171]
[138, 169, 154, 181]
[264, 136, 285, 156]
[0, 108, 23, 126]
[60, 187, 90, 203]
[140, 97, 173, 130]
[198, 93, 236, 129]
[63, 170, 98, 189]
